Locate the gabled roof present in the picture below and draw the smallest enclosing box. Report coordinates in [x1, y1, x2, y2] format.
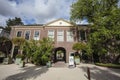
[44, 18, 74, 26]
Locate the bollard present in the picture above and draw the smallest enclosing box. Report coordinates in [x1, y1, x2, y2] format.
[87, 67, 91, 80]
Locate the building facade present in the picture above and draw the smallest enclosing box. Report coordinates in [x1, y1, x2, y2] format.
[10, 19, 89, 62]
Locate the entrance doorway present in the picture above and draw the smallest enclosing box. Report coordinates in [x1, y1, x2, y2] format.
[54, 47, 66, 63]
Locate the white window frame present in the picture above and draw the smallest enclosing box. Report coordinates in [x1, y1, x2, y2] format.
[33, 30, 40, 40]
[66, 30, 74, 42]
[24, 30, 31, 40]
[16, 31, 22, 37]
[48, 30, 54, 41]
[57, 30, 64, 42]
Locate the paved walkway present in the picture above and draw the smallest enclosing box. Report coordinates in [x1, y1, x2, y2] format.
[0, 63, 120, 80]
[52, 61, 67, 67]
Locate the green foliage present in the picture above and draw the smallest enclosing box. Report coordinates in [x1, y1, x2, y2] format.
[16, 54, 25, 60]
[5, 17, 23, 33]
[32, 38, 54, 65]
[0, 37, 12, 57]
[71, 0, 119, 22]
[12, 37, 26, 50]
[6, 17, 23, 27]
[95, 63, 120, 69]
[16, 54, 22, 58]
[0, 51, 5, 57]
[72, 42, 86, 51]
[71, 0, 120, 57]
[57, 50, 63, 54]
[4, 26, 11, 34]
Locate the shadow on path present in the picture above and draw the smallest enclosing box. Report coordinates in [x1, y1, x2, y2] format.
[79, 65, 120, 80]
[5, 65, 48, 80]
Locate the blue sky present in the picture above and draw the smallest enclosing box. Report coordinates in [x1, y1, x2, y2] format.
[0, 0, 89, 26]
[0, 0, 68, 26]
[0, 0, 120, 26]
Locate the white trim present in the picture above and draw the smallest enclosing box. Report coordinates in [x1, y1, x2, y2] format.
[33, 30, 40, 40]
[48, 30, 55, 41]
[57, 30, 64, 42]
[66, 30, 74, 42]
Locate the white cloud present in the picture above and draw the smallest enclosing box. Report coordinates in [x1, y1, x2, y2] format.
[0, 15, 8, 27]
[0, 0, 19, 17]
[0, 0, 75, 26]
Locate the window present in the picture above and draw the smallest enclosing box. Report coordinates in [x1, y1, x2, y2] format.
[17, 31, 22, 37]
[48, 30, 54, 41]
[33, 30, 40, 40]
[25, 31, 30, 40]
[67, 31, 74, 42]
[79, 30, 85, 41]
[57, 30, 64, 42]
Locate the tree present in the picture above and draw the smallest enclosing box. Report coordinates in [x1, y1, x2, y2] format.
[11, 37, 26, 58]
[72, 42, 86, 53]
[71, 0, 120, 63]
[33, 38, 54, 65]
[0, 37, 12, 57]
[5, 17, 23, 33]
[23, 40, 38, 63]
[6, 17, 23, 27]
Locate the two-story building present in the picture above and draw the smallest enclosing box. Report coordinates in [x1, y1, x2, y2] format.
[10, 19, 89, 62]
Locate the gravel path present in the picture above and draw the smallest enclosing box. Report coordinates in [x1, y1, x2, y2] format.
[0, 63, 120, 80]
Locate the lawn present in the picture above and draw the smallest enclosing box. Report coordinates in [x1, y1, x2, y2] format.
[95, 63, 120, 69]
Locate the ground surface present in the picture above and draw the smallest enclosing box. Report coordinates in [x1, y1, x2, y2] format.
[0, 62, 120, 80]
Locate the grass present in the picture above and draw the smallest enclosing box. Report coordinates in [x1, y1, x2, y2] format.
[95, 63, 120, 69]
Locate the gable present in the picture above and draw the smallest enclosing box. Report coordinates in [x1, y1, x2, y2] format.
[45, 19, 73, 26]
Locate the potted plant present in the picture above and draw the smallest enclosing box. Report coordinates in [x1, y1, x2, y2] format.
[15, 53, 25, 67]
[15, 53, 22, 65]
[19, 54, 25, 67]
[46, 55, 52, 68]
[74, 56, 80, 65]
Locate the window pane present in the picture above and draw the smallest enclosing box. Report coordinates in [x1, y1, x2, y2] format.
[79, 30, 85, 41]
[48, 30, 54, 41]
[57, 30, 64, 41]
[17, 31, 22, 37]
[67, 31, 74, 42]
[34, 30, 40, 40]
[25, 31, 30, 40]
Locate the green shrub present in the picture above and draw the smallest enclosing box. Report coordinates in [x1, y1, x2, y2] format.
[0, 51, 5, 57]
[16, 54, 25, 60]
[32, 38, 53, 65]
[95, 63, 120, 69]
[41, 55, 49, 65]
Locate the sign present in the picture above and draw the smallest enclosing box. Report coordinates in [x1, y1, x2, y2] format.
[69, 56, 74, 66]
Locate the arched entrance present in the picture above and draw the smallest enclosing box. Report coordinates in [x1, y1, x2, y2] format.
[54, 47, 66, 63]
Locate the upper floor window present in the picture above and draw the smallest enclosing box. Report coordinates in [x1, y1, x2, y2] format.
[79, 30, 86, 41]
[66, 31, 74, 42]
[25, 30, 30, 40]
[33, 30, 40, 40]
[57, 30, 64, 42]
[48, 30, 54, 41]
[17, 31, 22, 37]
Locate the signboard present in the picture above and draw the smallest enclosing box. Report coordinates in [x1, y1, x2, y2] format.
[69, 56, 74, 66]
